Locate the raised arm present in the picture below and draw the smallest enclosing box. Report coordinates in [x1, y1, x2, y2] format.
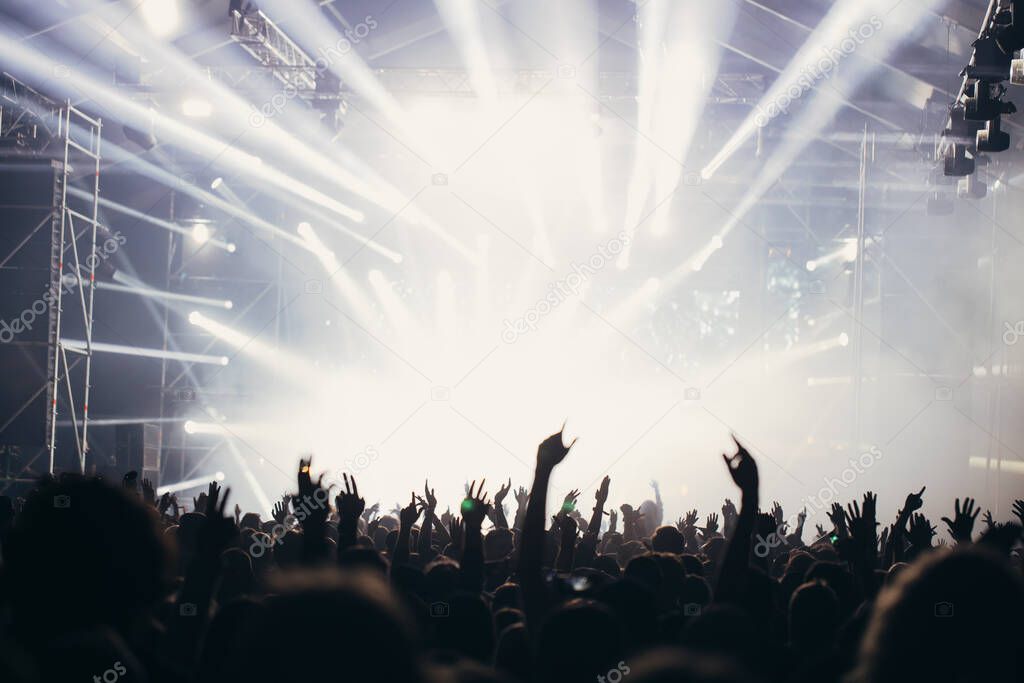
[295, 457, 329, 565]
[335, 474, 365, 556]
[714, 437, 759, 604]
[492, 478, 512, 529]
[416, 481, 437, 561]
[518, 430, 575, 634]
[394, 492, 421, 566]
[458, 480, 491, 592]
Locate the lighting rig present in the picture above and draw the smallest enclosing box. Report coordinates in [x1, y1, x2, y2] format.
[937, 0, 1024, 201]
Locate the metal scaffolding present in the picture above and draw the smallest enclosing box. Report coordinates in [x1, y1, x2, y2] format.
[47, 103, 102, 473]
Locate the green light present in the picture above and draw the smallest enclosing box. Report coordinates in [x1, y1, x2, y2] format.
[461, 498, 474, 513]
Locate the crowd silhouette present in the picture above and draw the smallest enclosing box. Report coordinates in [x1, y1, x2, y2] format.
[1, 432, 1023, 683]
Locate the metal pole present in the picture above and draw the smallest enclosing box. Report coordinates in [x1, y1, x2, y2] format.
[47, 104, 72, 473]
[158, 191, 175, 483]
[852, 127, 869, 450]
[79, 113, 102, 471]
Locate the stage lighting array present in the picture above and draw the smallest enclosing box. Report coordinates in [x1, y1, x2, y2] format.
[938, 0, 1024, 200]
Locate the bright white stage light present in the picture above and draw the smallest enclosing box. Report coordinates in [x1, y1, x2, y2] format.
[806, 260, 818, 272]
[189, 311, 318, 382]
[210, 177, 224, 190]
[841, 240, 859, 262]
[156, 473, 225, 496]
[224, 300, 234, 310]
[182, 97, 213, 118]
[226, 243, 237, 253]
[191, 223, 210, 244]
[95, 281, 233, 310]
[838, 333, 850, 347]
[140, 0, 179, 37]
[62, 338, 228, 366]
[184, 421, 229, 437]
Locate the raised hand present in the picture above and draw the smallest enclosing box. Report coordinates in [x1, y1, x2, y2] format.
[845, 492, 878, 537]
[514, 486, 529, 507]
[595, 476, 611, 507]
[828, 502, 849, 539]
[400, 492, 421, 528]
[701, 512, 720, 536]
[684, 509, 699, 528]
[608, 508, 618, 533]
[843, 492, 879, 563]
[983, 510, 996, 531]
[141, 478, 156, 505]
[198, 480, 235, 557]
[419, 481, 437, 511]
[158, 492, 172, 517]
[901, 487, 926, 517]
[494, 478, 512, 506]
[335, 473, 365, 520]
[561, 488, 581, 514]
[461, 479, 491, 529]
[941, 496, 980, 544]
[234, 503, 242, 525]
[447, 516, 464, 552]
[272, 496, 289, 524]
[721, 498, 738, 529]
[537, 429, 576, 472]
[907, 512, 937, 549]
[722, 437, 758, 497]
[1012, 499, 1024, 527]
[771, 501, 785, 528]
[815, 523, 827, 538]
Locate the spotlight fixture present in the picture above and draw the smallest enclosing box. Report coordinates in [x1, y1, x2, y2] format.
[957, 174, 987, 200]
[996, 0, 1024, 55]
[965, 35, 1012, 83]
[943, 143, 975, 177]
[191, 223, 211, 245]
[964, 80, 1017, 121]
[977, 116, 1011, 152]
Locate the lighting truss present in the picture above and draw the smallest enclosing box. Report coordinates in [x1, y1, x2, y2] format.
[0, 71, 63, 155]
[229, 8, 319, 93]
